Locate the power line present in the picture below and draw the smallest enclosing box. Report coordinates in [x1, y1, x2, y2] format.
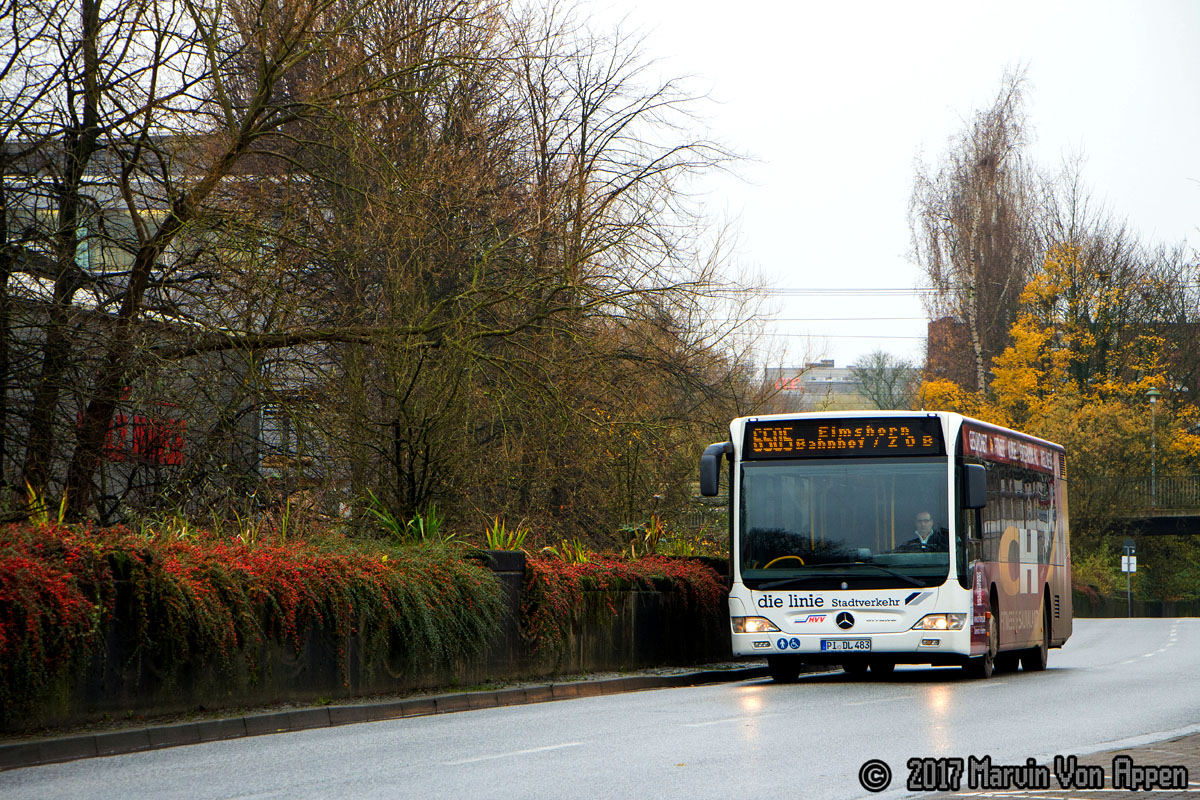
[712, 317, 927, 323]
[762, 287, 938, 296]
[767, 316, 927, 322]
[768, 333, 927, 339]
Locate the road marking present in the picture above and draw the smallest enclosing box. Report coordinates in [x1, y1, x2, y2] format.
[682, 716, 746, 727]
[442, 742, 584, 765]
[846, 694, 916, 706]
[682, 713, 781, 727]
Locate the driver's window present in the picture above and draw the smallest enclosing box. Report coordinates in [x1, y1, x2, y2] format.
[957, 474, 981, 589]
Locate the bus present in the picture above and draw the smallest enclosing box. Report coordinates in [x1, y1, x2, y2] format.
[699, 411, 1072, 681]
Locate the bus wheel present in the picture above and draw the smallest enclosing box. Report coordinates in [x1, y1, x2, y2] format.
[842, 661, 868, 676]
[869, 661, 895, 676]
[995, 652, 1020, 672]
[965, 604, 997, 679]
[1021, 604, 1050, 672]
[767, 655, 802, 683]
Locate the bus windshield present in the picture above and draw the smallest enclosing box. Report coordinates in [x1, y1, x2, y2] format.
[740, 457, 949, 590]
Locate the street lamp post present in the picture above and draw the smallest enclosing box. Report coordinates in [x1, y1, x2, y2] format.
[1146, 387, 1160, 506]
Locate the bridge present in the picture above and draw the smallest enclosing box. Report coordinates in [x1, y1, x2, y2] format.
[1107, 475, 1200, 536]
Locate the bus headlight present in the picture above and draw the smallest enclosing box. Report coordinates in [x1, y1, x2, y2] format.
[911, 613, 967, 631]
[732, 616, 781, 633]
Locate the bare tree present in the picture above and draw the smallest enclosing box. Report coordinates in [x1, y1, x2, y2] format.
[2, 0, 761, 535]
[911, 69, 1038, 392]
[851, 349, 918, 410]
[0, 0, 464, 516]
[1032, 161, 1155, 392]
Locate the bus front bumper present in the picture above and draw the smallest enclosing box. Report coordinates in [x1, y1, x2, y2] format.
[732, 626, 973, 663]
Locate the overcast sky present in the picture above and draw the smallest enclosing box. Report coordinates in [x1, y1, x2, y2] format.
[591, 0, 1200, 368]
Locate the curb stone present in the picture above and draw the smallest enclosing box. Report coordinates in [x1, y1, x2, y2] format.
[0, 663, 775, 771]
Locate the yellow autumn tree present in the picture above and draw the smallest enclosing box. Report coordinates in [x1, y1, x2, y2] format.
[988, 312, 1063, 427]
[985, 241, 1200, 543]
[914, 378, 985, 418]
[1015, 243, 1168, 397]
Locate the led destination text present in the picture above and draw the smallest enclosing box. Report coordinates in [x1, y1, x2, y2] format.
[743, 417, 944, 459]
[751, 425, 932, 454]
[963, 424, 1057, 475]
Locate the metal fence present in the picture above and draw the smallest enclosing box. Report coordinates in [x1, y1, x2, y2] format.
[1093, 475, 1200, 513]
[673, 504, 728, 533]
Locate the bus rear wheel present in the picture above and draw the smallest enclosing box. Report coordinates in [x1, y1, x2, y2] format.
[767, 655, 802, 683]
[1021, 603, 1050, 672]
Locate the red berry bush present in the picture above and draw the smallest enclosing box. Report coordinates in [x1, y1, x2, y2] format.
[0, 524, 504, 723]
[521, 554, 725, 658]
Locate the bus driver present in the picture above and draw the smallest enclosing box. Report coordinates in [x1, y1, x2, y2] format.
[895, 510, 948, 552]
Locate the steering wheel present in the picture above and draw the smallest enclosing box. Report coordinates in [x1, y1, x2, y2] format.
[763, 555, 805, 568]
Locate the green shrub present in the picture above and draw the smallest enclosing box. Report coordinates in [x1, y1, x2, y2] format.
[541, 537, 592, 564]
[482, 517, 529, 551]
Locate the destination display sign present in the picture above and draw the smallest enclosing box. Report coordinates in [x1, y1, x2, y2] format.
[961, 422, 1059, 476]
[742, 417, 944, 459]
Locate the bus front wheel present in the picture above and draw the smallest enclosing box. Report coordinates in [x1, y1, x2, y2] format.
[965, 602, 998, 679]
[767, 655, 802, 683]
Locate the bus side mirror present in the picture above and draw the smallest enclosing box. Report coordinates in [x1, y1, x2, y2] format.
[963, 464, 987, 509]
[700, 441, 732, 496]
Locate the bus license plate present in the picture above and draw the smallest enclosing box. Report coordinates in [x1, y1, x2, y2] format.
[821, 638, 871, 652]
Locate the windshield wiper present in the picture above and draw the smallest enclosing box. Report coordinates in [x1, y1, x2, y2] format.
[757, 562, 927, 591]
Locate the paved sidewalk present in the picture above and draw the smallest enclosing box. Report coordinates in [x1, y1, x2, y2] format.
[920, 731, 1200, 798]
[0, 662, 774, 771]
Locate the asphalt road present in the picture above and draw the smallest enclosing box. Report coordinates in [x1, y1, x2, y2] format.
[2, 618, 1198, 800]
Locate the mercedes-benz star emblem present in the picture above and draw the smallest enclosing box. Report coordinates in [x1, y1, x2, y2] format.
[836, 612, 855, 630]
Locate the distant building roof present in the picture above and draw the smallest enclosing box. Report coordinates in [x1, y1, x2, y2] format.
[763, 361, 870, 410]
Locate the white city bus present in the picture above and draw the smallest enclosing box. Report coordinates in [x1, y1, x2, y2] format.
[699, 411, 1072, 681]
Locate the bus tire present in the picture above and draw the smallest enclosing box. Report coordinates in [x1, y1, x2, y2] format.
[1021, 603, 1050, 672]
[995, 652, 1020, 672]
[767, 655, 802, 683]
[965, 600, 998, 679]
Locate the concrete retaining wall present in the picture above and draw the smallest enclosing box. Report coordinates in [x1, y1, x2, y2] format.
[7, 552, 731, 733]
[1072, 588, 1200, 617]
